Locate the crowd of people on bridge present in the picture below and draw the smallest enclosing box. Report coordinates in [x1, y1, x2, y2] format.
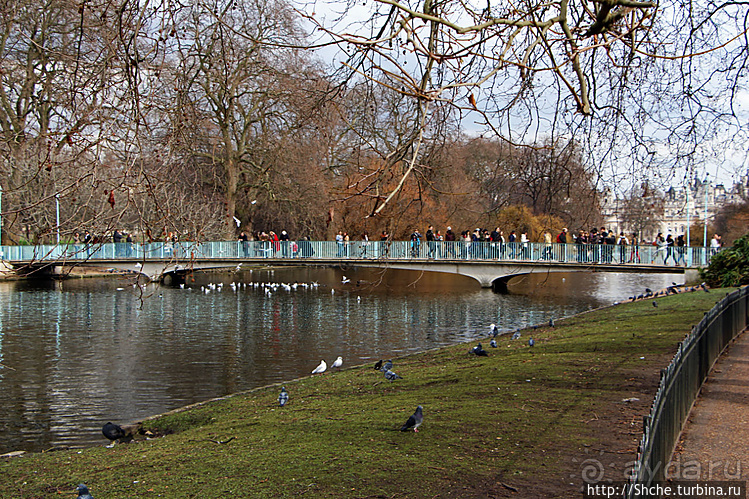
[318, 225, 724, 265]
[65, 224, 722, 266]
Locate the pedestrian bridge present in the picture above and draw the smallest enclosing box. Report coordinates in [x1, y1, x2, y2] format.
[1, 240, 708, 290]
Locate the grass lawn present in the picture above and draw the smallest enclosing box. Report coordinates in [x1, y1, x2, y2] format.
[0, 288, 727, 498]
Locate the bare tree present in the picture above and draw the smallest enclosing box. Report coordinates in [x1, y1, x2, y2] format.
[620, 181, 666, 241]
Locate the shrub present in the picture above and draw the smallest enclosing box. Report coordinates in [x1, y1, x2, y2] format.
[700, 232, 749, 287]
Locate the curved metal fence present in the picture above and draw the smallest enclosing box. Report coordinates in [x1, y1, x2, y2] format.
[628, 286, 749, 497]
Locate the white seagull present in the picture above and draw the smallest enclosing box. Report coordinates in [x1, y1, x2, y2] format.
[332, 356, 343, 370]
[312, 360, 327, 374]
[341, 276, 350, 284]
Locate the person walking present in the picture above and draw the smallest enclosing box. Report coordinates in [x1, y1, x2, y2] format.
[426, 225, 436, 258]
[542, 229, 553, 260]
[445, 226, 456, 258]
[336, 231, 344, 257]
[280, 230, 290, 257]
[628, 232, 640, 263]
[675, 234, 686, 266]
[617, 232, 629, 264]
[410, 229, 421, 257]
[652, 232, 666, 264]
[360, 231, 369, 258]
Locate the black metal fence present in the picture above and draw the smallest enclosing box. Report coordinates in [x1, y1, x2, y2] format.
[628, 286, 749, 496]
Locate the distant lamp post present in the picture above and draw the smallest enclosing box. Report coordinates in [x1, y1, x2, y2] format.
[55, 193, 60, 245]
[0, 184, 3, 255]
[685, 178, 691, 266]
[703, 175, 709, 250]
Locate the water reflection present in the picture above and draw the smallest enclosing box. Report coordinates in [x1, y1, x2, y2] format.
[0, 268, 679, 453]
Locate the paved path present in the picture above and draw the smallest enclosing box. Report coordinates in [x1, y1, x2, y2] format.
[671, 329, 749, 481]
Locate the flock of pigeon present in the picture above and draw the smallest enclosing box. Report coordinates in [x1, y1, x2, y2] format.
[470, 322, 538, 356]
[627, 281, 709, 308]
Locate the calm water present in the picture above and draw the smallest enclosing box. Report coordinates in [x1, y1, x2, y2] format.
[0, 267, 679, 453]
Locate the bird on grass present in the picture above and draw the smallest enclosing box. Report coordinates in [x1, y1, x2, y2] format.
[382, 359, 393, 372]
[384, 369, 402, 381]
[102, 422, 128, 447]
[511, 331, 521, 340]
[278, 387, 289, 407]
[549, 318, 555, 328]
[312, 360, 327, 374]
[374, 359, 383, 371]
[528, 338, 535, 347]
[400, 405, 423, 432]
[332, 356, 343, 371]
[77, 484, 94, 499]
[653, 301, 658, 308]
[489, 323, 499, 337]
[490, 338, 497, 348]
[700, 282, 709, 292]
[471, 343, 488, 356]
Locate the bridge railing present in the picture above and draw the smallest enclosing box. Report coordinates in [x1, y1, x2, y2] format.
[1, 240, 718, 267]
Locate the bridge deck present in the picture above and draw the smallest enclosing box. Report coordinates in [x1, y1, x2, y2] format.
[2, 240, 706, 288]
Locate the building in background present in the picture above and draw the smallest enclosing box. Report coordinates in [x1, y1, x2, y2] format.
[602, 170, 748, 243]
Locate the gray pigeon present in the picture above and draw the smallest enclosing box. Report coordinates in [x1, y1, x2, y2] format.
[382, 359, 393, 372]
[471, 343, 488, 356]
[384, 369, 402, 381]
[400, 405, 423, 432]
[77, 484, 94, 499]
[511, 331, 521, 340]
[490, 338, 497, 348]
[278, 387, 289, 407]
[528, 338, 535, 347]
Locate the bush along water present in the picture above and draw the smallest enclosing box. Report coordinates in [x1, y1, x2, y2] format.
[700, 232, 749, 287]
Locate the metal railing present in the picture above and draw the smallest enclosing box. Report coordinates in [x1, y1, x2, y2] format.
[628, 286, 749, 496]
[0, 240, 717, 267]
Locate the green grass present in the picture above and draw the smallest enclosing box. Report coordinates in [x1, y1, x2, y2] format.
[0, 289, 726, 498]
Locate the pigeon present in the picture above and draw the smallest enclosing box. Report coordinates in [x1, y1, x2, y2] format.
[382, 359, 393, 372]
[700, 282, 709, 292]
[384, 369, 402, 381]
[332, 356, 343, 370]
[77, 484, 94, 499]
[528, 338, 535, 347]
[400, 405, 423, 432]
[102, 422, 126, 445]
[374, 360, 383, 371]
[342, 276, 350, 284]
[311, 360, 327, 374]
[471, 343, 488, 356]
[549, 318, 555, 328]
[511, 331, 521, 340]
[653, 301, 658, 307]
[278, 387, 289, 407]
[490, 338, 497, 348]
[489, 323, 499, 337]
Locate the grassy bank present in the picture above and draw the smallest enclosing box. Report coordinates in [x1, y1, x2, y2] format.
[0, 289, 726, 498]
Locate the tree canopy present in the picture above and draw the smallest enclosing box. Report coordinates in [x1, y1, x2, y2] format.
[0, 0, 746, 244]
